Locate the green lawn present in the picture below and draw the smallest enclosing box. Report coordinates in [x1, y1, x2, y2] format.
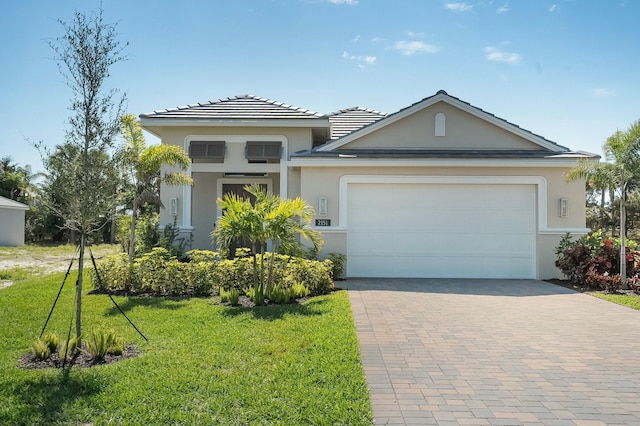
[0, 271, 372, 425]
[592, 293, 640, 310]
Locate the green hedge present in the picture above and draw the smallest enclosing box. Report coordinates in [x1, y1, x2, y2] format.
[91, 249, 334, 297]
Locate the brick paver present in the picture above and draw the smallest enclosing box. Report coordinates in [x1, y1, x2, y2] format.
[345, 279, 640, 425]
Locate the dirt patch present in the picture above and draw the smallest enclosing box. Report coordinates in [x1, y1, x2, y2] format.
[20, 344, 139, 369]
[0, 281, 13, 290]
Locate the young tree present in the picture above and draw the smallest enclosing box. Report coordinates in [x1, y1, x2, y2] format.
[567, 119, 640, 286]
[117, 114, 192, 261]
[40, 7, 127, 337]
[212, 184, 322, 304]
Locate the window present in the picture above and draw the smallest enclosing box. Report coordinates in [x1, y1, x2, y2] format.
[435, 113, 446, 137]
[245, 141, 282, 163]
[189, 141, 225, 162]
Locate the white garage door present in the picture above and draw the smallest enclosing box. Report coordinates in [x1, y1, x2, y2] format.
[347, 183, 536, 278]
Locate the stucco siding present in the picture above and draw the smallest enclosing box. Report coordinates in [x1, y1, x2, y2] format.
[0, 208, 26, 246]
[342, 102, 542, 151]
[298, 165, 585, 279]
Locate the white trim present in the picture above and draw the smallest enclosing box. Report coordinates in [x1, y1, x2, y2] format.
[140, 118, 330, 128]
[539, 228, 591, 235]
[288, 158, 583, 168]
[317, 93, 563, 152]
[338, 175, 548, 231]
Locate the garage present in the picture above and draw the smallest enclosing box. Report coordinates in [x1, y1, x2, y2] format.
[346, 182, 536, 278]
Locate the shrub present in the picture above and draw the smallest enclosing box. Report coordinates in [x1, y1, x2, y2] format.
[186, 249, 221, 264]
[585, 270, 621, 293]
[85, 327, 123, 360]
[212, 257, 254, 292]
[327, 252, 346, 280]
[289, 281, 309, 299]
[246, 286, 265, 305]
[93, 249, 332, 298]
[91, 253, 133, 292]
[267, 284, 291, 304]
[220, 288, 240, 306]
[38, 333, 60, 353]
[59, 335, 81, 361]
[32, 338, 51, 360]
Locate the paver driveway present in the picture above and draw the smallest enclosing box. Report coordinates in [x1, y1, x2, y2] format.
[345, 279, 640, 425]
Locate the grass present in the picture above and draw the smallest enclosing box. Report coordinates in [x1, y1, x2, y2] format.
[592, 293, 640, 310]
[0, 271, 372, 425]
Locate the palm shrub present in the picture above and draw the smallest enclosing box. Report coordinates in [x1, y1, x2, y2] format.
[32, 338, 51, 360]
[85, 327, 124, 360]
[59, 335, 81, 361]
[212, 184, 323, 305]
[289, 281, 309, 298]
[266, 284, 291, 304]
[220, 288, 240, 305]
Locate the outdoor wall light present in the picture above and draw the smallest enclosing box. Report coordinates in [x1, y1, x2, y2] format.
[170, 197, 179, 216]
[559, 198, 568, 218]
[318, 196, 328, 216]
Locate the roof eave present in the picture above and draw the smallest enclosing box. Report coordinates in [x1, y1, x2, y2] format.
[139, 117, 331, 129]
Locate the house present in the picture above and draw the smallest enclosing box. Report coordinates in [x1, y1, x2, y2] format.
[0, 196, 28, 246]
[139, 90, 598, 280]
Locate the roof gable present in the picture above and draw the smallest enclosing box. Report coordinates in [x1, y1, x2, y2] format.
[317, 90, 570, 153]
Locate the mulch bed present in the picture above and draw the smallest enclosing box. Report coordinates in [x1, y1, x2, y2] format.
[545, 278, 639, 296]
[20, 344, 139, 370]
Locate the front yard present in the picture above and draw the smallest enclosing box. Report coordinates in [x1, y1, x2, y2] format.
[0, 269, 372, 425]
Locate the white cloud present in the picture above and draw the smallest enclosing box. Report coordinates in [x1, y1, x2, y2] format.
[592, 88, 617, 97]
[549, 4, 558, 12]
[343, 51, 377, 67]
[353, 34, 361, 42]
[407, 31, 425, 38]
[393, 40, 440, 56]
[328, 0, 358, 4]
[371, 37, 385, 43]
[497, 3, 509, 13]
[483, 46, 522, 64]
[444, 3, 473, 12]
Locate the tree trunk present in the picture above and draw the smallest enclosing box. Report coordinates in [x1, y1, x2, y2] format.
[621, 189, 628, 289]
[76, 232, 86, 338]
[110, 206, 117, 244]
[128, 197, 138, 262]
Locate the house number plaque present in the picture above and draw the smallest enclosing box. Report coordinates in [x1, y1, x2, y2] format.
[315, 219, 331, 226]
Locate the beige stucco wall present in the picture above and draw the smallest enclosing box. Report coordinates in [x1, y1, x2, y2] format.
[153, 125, 311, 250]
[343, 102, 542, 150]
[298, 165, 586, 280]
[0, 208, 26, 246]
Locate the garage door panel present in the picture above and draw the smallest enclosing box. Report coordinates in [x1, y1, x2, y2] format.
[347, 183, 536, 279]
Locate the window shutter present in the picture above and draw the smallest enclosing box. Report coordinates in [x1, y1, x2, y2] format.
[189, 141, 225, 159]
[245, 141, 282, 160]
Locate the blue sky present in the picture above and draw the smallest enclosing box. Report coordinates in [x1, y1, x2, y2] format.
[1, 0, 639, 172]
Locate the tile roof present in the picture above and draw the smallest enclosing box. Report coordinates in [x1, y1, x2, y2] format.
[327, 107, 387, 139]
[140, 95, 325, 120]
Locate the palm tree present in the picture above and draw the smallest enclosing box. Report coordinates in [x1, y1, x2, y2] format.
[212, 184, 322, 304]
[567, 119, 640, 285]
[118, 114, 193, 261]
